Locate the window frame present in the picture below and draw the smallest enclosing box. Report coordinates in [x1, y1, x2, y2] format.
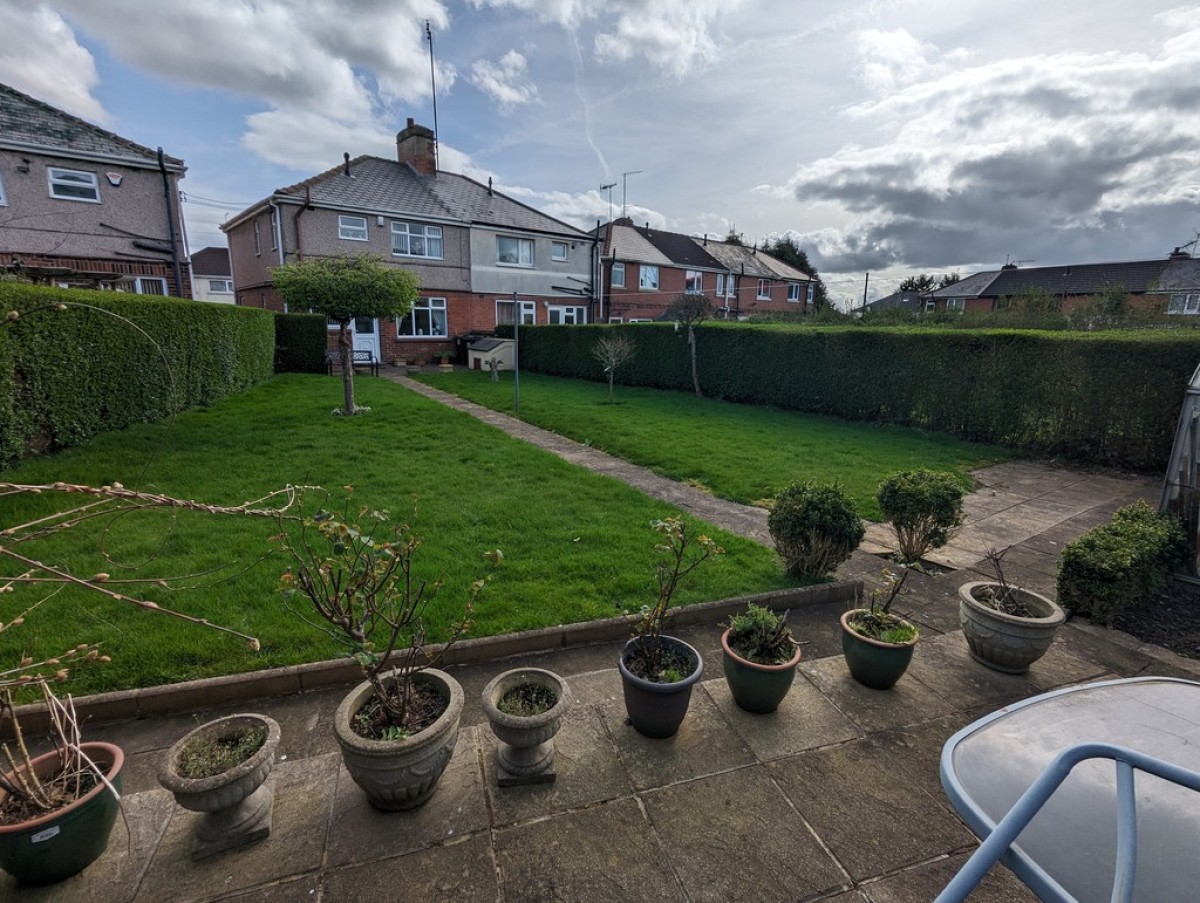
[638, 265, 660, 291]
[270, 209, 279, 250]
[253, 220, 262, 256]
[547, 305, 587, 325]
[495, 298, 537, 326]
[551, 241, 569, 262]
[757, 279, 771, 300]
[685, 270, 703, 293]
[0, 172, 7, 206]
[338, 214, 369, 242]
[945, 298, 965, 312]
[208, 279, 234, 294]
[391, 221, 444, 259]
[611, 262, 625, 288]
[497, 235, 534, 268]
[131, 276, 167, 296]
[1168, 292, 1200, 315]
[47, 166, 101, 203]
[397, 297, 449, 338]
[787, 282, 801, 303]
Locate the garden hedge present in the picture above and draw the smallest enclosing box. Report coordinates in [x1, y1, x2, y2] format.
[515, 323, 1200, 471]
[274, 312, 327, 373]
[0, 283, 274, 468]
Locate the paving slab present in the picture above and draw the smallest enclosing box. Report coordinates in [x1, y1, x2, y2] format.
[907, 632, 1041, 711]
[800, 653, 959, 734]
[861, 851, 1040, 902]
[641, 765, 848, 902]
[322, 834, 500, 902]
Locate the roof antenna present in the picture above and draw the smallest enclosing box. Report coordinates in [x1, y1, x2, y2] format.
[488, 176, 493, 197]
[425, 20, 440, 172]
[343, 152, 350, 176]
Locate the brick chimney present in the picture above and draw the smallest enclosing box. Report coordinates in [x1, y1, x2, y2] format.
[396, 118, 436, 175]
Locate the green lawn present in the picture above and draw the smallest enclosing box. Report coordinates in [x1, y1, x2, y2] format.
[1, 375, 793, 695]
[417, 371, 1012, 518]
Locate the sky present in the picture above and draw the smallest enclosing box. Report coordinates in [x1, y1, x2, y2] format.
[2, 0, 1198, 308]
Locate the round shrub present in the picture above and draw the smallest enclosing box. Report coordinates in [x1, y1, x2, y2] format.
[877, 469, 966, 563]
[768, 481, 865, 580]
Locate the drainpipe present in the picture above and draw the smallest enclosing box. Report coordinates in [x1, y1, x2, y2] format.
[157, 147, 184, 297]
[293, 187, 313, 261]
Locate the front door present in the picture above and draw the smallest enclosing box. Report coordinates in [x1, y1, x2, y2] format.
[351, 317, 380, 360]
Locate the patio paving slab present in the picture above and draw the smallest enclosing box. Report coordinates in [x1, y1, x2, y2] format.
[322, 834, 499, 902]
[862, 851, 1039, 902]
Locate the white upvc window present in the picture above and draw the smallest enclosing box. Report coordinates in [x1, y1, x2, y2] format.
[48, 167, 100, 202]
[209, 279, 233, 294]
[727, 276, 737, 298]
[398, 297, 448, 337]
[551, 241, 569, 261]
[1168, 292, 1200, 315]
[611, 262, 625, 287]
[757, 279, 771, 300]
[130, 277, 167, 295]
[495, 299, 536, 325]
[806, 283, 815, 304]
[608, 316, 624, 324]
[338, 215, 368, 241]
[685, 270, 703, 293]
[253, 220, 261, 255]
[0, 173, 7, 206]
[787, 282, 801, 302]
[946, 298, 965, 312]
[392, 221, 443, 258]
[270, 209, 279, 250]
[925, 299, 936, 312]
[639, 265, 659, 290]
[548, 305, 587, 325]
[497, 235, 534, 267]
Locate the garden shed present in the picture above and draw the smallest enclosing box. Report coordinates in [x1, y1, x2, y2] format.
[468, 337, 515, 371]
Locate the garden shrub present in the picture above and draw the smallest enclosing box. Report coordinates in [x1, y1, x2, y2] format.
[877, 468, 966, 563]
[1056, 500, 1188, 626]
[767, 481, 865, 579]
[274, 313, 327, 373]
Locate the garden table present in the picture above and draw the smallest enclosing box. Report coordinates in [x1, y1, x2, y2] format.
[937, 676, 1200, 902]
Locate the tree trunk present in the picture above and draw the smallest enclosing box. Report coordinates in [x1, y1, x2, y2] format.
[338, 320, 356, 414]
[608, 370, 615, 403]
[688, 325, 701, 396]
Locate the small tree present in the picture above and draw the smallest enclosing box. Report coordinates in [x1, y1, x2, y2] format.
[877, 469, 966, 564]
[667, 292, 712, 397]
[272, 255, 418, 414]
[591, 333, 636, 403]
[767, 481, 864, 580]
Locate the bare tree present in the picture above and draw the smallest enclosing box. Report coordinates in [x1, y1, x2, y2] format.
[667, 293, 712, 397]
[591, 333, 636, 403]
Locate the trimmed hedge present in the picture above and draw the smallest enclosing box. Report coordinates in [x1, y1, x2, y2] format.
[767, 481, 864, 579]
[0, 283, 274, 468]
[274, 312, 328, 373]
[1056, 501, 1188, 626]
[515, 323, 1200, 470]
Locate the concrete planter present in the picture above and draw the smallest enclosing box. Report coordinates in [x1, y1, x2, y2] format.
[481, 668, 570, 786]
[333, 668, 462, 811]
[618, 636, 704, 739]
[159, 713, 280, 859]
[720, 628, 802, 714]
[959, 581, 1065, 674]
[840, 609, 919, 690]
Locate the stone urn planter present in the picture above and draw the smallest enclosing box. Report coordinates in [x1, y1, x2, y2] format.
[959, 581, 1066, 674]
[618, 636, 704, 739]
[0, 742, 123, 886]
[721, 627, 802, 714]
[840, 609, 919, 690]
[159, 713, 280, 860]
[481, 668, 570, 786]
[333, 668, 463, 811]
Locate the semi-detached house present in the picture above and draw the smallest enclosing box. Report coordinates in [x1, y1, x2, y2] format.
[223, 119, 595, 365]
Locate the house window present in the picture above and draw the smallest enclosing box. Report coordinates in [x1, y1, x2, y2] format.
[611, 262, 625, 287]
[1168, 293, 1200, 315]
[727, 276, 737, 298]
[48, 167, 100, 202]
[946, 298, 965, 312]
[548, 305, 587, 325]
[639, 265, 659, 290]
[497, 235, 533, 267]
[338, 215, 369, 241]
[270, 209, 279, 250]
[551, 241, 569, 262]
[398, 297, 448, 337]
[757, 279, 770, 300]
[685, 270, 703, 293]
[787, 283, 801, 303]
[495, 299, 536, 325]
[0, 173, 7, 206]
[253, 220, 261, 255]
[392, 221, 443, 258]
[131, 277, 167, 295]
[608, 316, 624, 324]
[806, 284, 815, 304]
[208, 279, 233, 294]
[925, 299, 936, 312]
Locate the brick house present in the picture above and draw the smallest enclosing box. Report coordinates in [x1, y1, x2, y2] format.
[222, 119, 595, 364]
[594, 218, 811, 322]
[0, 82, 190, 297]
[190, 246, 234, 303]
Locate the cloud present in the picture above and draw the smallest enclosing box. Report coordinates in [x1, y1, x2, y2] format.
[854, 28, 955, 94]
[470, 50, 540, 112]
[779, 19, 1200, 273]
[0, 5, 107, 122]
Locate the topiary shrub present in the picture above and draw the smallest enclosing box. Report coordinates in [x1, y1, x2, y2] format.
[1056, 500, 1188, 626]
[767, 481, 865, 580]
[877, 469, 966, 563]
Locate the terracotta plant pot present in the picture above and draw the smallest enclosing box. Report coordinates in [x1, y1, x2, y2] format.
[481, 668, 570, 786]
[720, 627, 803, 714]
[959, 581, 1066, 674]
[159, 713, 280, 859]
[618, 636, 704, 739]
[0, 742, 123, 887]
[840, 609, 919, 690]
[333, 668, 463, 811]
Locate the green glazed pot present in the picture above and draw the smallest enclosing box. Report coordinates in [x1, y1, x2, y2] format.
[0, 742, 124, 886]
[720, 628, 803, 714]
[840, 609, 918, 690]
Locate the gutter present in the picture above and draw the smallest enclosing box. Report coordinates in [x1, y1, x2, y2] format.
[157, 147, 184, 297]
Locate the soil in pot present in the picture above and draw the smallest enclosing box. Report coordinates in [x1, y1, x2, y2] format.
[352, 681, 447, 740]
[175, 722, 267, 780]
[497, 683, 558, 717]
[970, 584, 1041, 618]
[622, 642, 697, 684]
[0, 765, 103, 826]
[841, 610, 919, 690]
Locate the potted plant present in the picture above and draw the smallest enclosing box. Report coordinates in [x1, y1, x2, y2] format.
[275, 492, 500, 810]
[720, 604, 802, 714]
[841, 568, 918, 690]
[480, 668, 570, 786]
[618, 517, 723, 739]
[159, 713, 281, 859]
[876, 469, 965, 565]
[959, 547, 1066, 674]
[435, 351, 454, 372]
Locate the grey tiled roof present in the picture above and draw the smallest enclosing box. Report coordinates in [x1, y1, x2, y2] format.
[272, 156, 586, 236]
[190, 246, 230, 276]
[702, 241, 807, 281]
[929, 270, 1000, 298]
[603, 223, 672, 265]
[0, 82, 182, 167]
[1157, 258, 1200, 292]
[983, 259, 1170, 297]
[633, 225, 725, 269]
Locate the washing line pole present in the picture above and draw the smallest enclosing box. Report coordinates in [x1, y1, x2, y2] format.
[512, 291, 520, 416]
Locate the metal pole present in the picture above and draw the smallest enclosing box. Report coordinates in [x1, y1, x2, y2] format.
[425, 21, 439, 171]
[621, 170, 643, 217]
[512, 291, 520, 416]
